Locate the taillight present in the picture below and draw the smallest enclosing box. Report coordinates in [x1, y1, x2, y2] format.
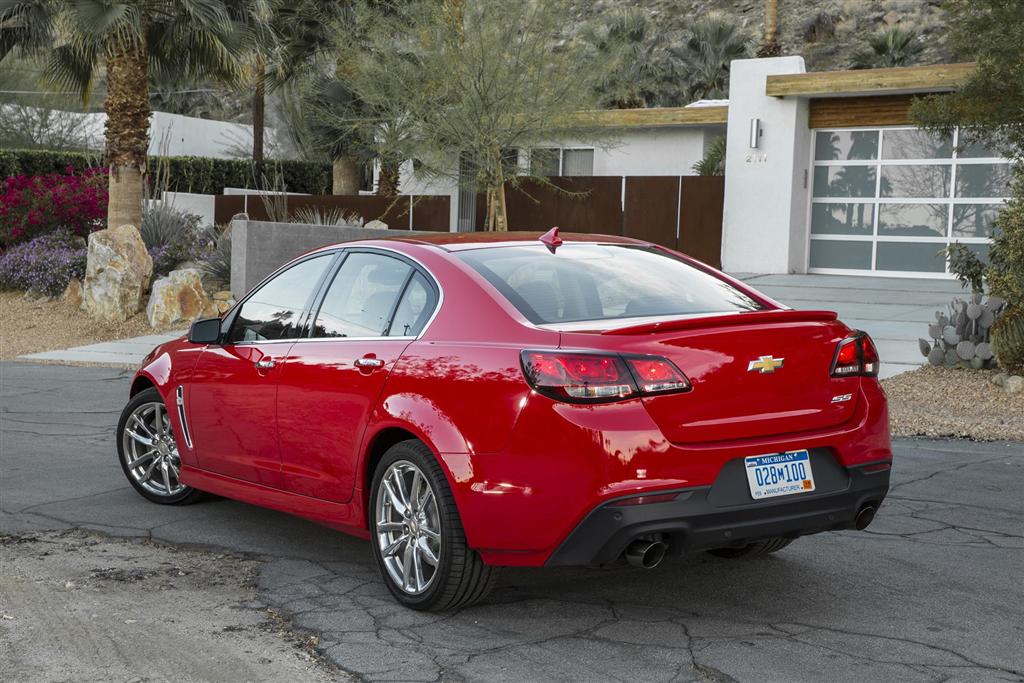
[520, 351, 691, 403]
[625, 357, 691, 394]
[831, 333, 880, 378]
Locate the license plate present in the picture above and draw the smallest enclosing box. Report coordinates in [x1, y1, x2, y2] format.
[744, 450, 815, 500]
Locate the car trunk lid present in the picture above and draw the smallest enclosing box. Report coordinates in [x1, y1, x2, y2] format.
[558, 310, 861, 443]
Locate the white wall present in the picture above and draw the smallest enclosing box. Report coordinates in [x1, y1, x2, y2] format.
[9, 106, 271, 160]
[721, 57, 812, 274]
[568, 127, 719, 176]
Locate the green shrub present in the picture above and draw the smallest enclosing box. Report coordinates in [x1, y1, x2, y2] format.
[991, 308, 1024, 375]
[141, 203, 205, 276]
[0, 149, 331, 195]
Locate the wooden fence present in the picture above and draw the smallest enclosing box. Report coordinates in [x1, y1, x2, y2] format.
[213, 194, 450, 231]
[474, 176, 725, 268]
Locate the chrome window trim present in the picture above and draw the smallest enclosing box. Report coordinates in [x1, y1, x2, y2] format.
[226, 244, 444, 346]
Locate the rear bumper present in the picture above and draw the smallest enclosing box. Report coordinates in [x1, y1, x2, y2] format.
[546, 460, 891, 566]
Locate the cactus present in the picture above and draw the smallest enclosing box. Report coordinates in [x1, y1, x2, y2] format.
[991, 307, 1024, 375]
[919, 294, 1006, 370]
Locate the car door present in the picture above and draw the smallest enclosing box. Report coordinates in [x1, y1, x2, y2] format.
[276, 250, 439, 502]
[187, 252, 337, 487]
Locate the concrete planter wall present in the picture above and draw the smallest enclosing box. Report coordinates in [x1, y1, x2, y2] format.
[230, 219, 442, 297]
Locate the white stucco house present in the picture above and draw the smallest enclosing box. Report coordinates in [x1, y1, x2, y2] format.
[388, 57, 1006, 280]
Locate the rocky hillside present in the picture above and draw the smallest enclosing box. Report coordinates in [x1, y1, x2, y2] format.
[576, 0, 951, 72]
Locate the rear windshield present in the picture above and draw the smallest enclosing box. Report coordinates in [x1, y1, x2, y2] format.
[457, 244, 763, 325]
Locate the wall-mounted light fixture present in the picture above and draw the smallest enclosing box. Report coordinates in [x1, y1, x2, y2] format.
[749, 118, 762, 149]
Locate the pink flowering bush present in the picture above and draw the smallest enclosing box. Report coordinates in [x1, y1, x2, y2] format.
[0, 167, 107, 246]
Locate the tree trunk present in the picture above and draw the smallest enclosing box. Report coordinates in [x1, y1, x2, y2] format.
[377, 159, 399, 196]
[253, 69, 265, 165]
[104, 39, 151, 231]
[757, 0, 782, 57]
[332, 156, 360, 195]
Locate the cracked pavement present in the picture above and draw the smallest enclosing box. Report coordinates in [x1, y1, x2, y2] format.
[2, 362, 1022, 682]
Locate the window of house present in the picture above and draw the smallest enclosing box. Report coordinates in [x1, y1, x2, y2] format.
[562, 148, 594, 175]
[809, 127, 1010, 275]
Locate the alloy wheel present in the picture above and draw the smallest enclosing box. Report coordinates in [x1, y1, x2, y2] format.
[375, 460, 442, 595]
[121, 401, 186, 497]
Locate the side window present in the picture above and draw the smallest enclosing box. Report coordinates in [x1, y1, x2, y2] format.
[388, 272, 434, 337]
[228, 254, 333, 344]
[312, 253, 411, 338]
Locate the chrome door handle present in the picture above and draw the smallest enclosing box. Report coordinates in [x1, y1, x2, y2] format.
[354, 357, 385, 369]
[255, 358, 276, 370]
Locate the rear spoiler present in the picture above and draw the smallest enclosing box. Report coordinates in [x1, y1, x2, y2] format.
[601, 309, 839, 336]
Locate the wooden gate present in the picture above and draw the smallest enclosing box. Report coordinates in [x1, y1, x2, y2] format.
[473, 176, 725, 268]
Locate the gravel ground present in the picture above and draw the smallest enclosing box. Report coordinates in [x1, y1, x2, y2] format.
[0, 290, 176, 360]
[0, 529, 344, 683]
[882, 366, 1024, 441]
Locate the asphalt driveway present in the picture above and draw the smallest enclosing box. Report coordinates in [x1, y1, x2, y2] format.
[2, 362, 1022, 682]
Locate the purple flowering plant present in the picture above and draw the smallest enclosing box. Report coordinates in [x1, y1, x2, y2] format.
[0, 230, 87, 297]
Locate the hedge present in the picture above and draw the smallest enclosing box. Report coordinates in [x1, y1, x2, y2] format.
[0, 149, 332, 195]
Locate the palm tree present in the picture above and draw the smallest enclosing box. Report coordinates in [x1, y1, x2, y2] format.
[581, 7, 677, 108]
[850, 27, 925, 69]
[677, 13, 752, 101]
[757, 0, 781, 57]
[0, 0, 244, 230]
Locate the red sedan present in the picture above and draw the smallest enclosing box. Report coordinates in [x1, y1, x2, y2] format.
[117, 231, 891, 610]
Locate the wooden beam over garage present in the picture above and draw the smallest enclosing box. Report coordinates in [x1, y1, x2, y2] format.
[572, 106, 729, 128]
[767, 63, 975, 98]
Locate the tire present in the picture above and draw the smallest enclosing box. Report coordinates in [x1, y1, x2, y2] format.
[707, 537, 794, 559]
[369, 440, 497, 610]
[116, 387, 204, 505]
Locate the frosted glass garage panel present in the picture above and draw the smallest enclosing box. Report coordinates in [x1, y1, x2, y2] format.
[809, 240, 872, 270]
[881, 129, 953, 159]
[952, 203, 1003, 238]
[956, 163, 1012, 198]
[813, 166, 876, 198]
[875, 242, 946, 273]
[878, 204, 948, 238]
[810, 203, 874, 235]
[814, 131, 878, 161]
[880, 165, 950, 198]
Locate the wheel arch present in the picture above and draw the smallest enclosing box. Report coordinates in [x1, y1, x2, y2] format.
[359, 418, 468, 531]
[130, 374, 157, 397]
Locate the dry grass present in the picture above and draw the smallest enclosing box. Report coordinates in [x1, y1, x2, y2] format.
[0, 291, 178, 361]
[882, 366, 1024, 441]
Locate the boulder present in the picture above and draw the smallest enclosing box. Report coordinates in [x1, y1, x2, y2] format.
[992, 372, 1009, 387]
[212, 290, 233, 301]
[81, 225, 153, 323]
[365, 219, 388, 230]
[62, 279, 83, 308]
[147, 268, 211, 327]
[1006, 376, 1024, 395]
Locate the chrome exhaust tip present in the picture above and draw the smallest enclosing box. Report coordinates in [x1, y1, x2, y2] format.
[625, 539, 668, 569]
[854, 505, 876, 531]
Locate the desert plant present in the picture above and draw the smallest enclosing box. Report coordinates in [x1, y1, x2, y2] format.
[290, 207, 365, 227]
[0, 230, 86, 297]
[140, 203, 204, 276]
[693, 137, 727, 176]
[945, 243, 987, 294]
[919, 293, 1005, 370]
[990, 308, 1024, 374]
[850, 27, 925, 70]
[198, 225, 232, 286]
[0, 168, 107, 246]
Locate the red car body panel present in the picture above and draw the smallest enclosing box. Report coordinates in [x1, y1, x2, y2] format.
[130, 233, 892, 566]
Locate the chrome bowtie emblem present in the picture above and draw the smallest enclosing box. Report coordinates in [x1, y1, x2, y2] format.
[747, 355, 784, 374]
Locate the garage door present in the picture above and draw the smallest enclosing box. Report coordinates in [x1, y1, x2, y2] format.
[808, 127, 1011, 277]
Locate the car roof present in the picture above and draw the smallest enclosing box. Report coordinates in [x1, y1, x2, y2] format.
[343, 231, 650, 252]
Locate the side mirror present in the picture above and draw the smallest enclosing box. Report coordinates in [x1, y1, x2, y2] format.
[188, 317, 223, 345]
